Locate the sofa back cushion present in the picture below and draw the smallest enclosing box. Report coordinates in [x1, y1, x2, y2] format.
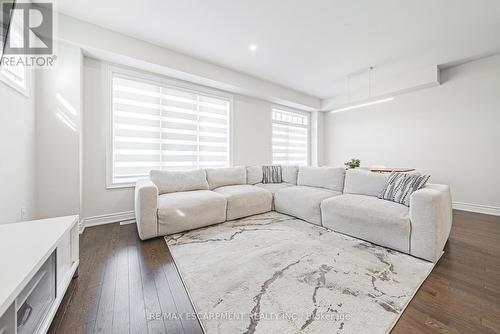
[344, 169, 390, 197]
[297, 166, 345, 192]
[206, 167, 246, 189]
[281, 165, 299, 185]
[150, 169, 209, 195]
[246, 166, 263, 185]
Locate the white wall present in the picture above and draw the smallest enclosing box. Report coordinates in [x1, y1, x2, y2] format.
[57, 13, 320, 111]
[310, 111, 325, 166]
[82, 57, 279, 220]
[323, 54, 500, 213]
[82, 58, 134, 219]
[35, 42, 82, 219]
[0, 70, 36, 224]
[232, 95, 273, 166]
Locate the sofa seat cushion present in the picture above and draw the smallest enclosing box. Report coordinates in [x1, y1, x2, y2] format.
[254, 182, 294, 195]
[214, 185, 272, 220]
[274, 186, 341, 226]
[157, 190, 227, 235]
[321, 194, 411, 253]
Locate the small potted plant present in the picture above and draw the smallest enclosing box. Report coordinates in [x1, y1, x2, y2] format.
[344, 158, 361, 169]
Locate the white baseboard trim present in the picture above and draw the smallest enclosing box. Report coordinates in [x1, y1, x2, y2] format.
[78, 219, 84, 234]
[80, 211, 136, 233]
[453, 201, 500, 216]
[120, 219, 137, 225]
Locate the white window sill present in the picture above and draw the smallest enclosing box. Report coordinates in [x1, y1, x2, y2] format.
[106, 183, 136, 190]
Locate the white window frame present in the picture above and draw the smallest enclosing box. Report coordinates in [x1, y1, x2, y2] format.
[0, 64, 30, 97]
[0, 7, 30, 97]
[271, 105, 311, 166]
[105, 64, 234, 189]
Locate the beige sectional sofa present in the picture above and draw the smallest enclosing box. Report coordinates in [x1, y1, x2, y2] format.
[135, 166, 452, 262]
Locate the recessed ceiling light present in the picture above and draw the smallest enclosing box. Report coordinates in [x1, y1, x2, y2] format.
[249, 44, 257, 52]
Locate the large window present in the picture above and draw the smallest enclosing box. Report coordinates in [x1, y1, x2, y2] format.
[272, 107, 309, 165]
[109, 69, 232, 187]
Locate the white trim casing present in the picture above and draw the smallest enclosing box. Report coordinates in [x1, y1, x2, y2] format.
[80, 211, 136, 234]
[105, 63, 234, 189]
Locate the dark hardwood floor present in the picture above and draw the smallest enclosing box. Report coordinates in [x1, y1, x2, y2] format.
[48, 210, 500, 334]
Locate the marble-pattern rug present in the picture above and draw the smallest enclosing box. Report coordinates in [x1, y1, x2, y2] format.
[165, 212, 434, 334]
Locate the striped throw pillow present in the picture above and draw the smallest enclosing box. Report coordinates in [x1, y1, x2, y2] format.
[378, 172, 430, 206]
[262, 165, 282, 184]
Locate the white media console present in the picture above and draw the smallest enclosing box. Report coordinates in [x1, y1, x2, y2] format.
[0, 216, 79, 334]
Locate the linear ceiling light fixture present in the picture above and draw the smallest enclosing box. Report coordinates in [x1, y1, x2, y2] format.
[329, 66, 395, 113]
[329, 97, 394, 113]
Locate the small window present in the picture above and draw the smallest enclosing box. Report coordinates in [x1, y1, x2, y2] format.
[108, 69, 232, 187]
[272, 107, 310, 165]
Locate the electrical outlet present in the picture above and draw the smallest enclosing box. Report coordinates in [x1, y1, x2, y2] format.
[21, 207, 28, 221]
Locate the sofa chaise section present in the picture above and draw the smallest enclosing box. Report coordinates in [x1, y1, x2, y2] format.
[321, 169, 452, 262]
[321, 194, 411, 253]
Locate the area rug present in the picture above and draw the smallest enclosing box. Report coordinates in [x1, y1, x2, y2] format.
[165, 212, 434, 334]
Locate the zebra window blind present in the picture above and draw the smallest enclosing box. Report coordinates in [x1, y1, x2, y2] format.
[111, 73, 231, 185]
[272, 108, 309, 165]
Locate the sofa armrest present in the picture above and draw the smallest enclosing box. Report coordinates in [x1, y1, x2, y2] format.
[409, 184, 452, 262]
[135, 179, 159, 240]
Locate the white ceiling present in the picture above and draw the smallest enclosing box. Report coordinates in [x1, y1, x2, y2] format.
[56, 0, 500, 98]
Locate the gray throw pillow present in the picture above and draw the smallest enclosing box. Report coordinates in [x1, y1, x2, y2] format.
[378, 172, 430, 206]
[262, 165, 282, 184]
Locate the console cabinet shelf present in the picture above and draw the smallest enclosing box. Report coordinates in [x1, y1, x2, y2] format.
[0, 216, 79, 334]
